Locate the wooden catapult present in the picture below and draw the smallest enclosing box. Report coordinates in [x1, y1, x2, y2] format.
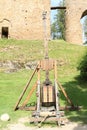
[14, 11, 80, 126]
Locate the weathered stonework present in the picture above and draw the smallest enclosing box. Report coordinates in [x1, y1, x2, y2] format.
[0, 0, 50, 40]
[65, 0, 87, 44]
[0, 0, 87, 45]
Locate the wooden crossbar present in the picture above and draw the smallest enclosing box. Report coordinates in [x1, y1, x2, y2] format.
[51, 6, 66, 10]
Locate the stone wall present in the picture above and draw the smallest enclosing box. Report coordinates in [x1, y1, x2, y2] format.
[65, 0, 87, 44]
[0, 0, 51, 40]
[1, 0, 87, 45]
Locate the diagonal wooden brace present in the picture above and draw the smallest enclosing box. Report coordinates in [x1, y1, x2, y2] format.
[14, 65, 38, 111]
[22, 82, 37, 107]
[57, 81, 73, 106]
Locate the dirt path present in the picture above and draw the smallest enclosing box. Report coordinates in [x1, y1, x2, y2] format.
[3, 117, 87, 130]
[8, 123, 87, 130]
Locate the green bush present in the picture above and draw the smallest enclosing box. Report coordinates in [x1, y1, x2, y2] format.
[78, 52, 87, 81]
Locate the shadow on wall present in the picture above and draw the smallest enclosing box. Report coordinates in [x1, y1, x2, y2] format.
[60, 78, 87, 124]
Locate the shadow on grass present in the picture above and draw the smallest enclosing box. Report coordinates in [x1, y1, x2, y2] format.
[60, 78, 87, 124]
[73, 125, 87, 130]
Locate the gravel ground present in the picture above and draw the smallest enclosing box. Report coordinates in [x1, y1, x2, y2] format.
[2, 117, 87, 130]
[5, 123, 87, 130]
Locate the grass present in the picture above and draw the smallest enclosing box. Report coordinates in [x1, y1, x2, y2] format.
[0, 39, 44, 62]
[0, 39, 87, 128]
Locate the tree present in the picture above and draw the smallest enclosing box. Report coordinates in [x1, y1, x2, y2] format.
[51, 0, 66, 40]
[51, 22, 58, 39]
[77, 52, 87, 81]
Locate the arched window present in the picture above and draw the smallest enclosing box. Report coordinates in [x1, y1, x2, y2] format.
[80, 10, 87, 45]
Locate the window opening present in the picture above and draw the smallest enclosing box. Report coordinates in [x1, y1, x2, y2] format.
[1, 27, 9, 38]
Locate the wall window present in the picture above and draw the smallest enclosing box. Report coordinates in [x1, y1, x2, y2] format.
[1, 27, 9, 38]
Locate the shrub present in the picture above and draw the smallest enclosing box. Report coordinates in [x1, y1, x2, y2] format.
[77, 52, 87, 81]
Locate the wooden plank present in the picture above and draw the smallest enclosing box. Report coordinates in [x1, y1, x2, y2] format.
[30, 116, 66, 122]
[54, 60, 59, 112]
[54, 60, 57, 80]
[48, 86, 53, 102]
[51, 6, 66, 10]
[19, 106, 36, 111]
[40, 59, 54, 71]
[43, 86, 47, 102]
[36, 80, 40, 113]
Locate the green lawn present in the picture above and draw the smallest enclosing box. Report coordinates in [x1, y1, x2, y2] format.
[0, 39, 87, 128]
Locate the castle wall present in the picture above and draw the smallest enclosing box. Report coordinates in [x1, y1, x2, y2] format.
[0, 0, 87, 45]
[65, 0, 87, 45]
[0, 0, 51, 40]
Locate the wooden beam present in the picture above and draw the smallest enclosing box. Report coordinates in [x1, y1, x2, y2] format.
[14, 65, 38, 111]
[51, 6, 66, 10]
[22, 82, 37, 107]
[57, 81, 73, 106]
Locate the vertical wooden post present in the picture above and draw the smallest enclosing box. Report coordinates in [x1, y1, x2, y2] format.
[54, 60, 59, 111]
[36, 61, 41, 113]
[54, 60, 57, 81]
[54, 60, 61, 125]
